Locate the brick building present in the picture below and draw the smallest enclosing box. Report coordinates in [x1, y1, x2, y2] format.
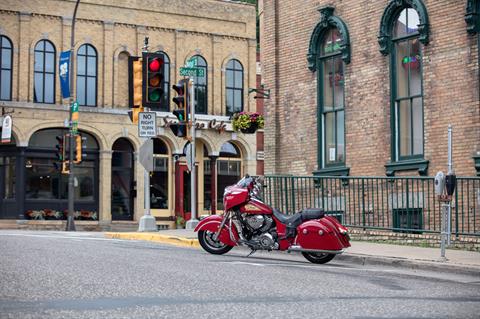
[260, 0, 479, 178]
[0, 0, 258, 228]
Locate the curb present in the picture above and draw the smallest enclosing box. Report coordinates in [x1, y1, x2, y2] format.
[105, 232, 480, 276]
[105, 232, 201, 249]
[336, 254, 480, 276]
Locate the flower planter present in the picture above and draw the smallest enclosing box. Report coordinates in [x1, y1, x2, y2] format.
[240, 123, 258, 134]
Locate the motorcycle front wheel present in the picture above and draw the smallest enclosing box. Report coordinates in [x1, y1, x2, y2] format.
[302, 252, 336, 264]
[198, 230, 233, 255]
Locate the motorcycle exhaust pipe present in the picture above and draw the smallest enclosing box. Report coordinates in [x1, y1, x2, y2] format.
[288, 246, 345, 254]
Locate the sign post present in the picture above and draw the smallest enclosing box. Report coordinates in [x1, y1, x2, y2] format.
[185, 78, 199, 230]
[137, 112, 157, 232]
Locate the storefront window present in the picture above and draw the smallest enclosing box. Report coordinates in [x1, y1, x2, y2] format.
[25, 158, 67, 199]
[151, 138, 169, 209]
[217, 142, 241, 210]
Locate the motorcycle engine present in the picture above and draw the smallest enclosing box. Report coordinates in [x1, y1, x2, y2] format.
[242, 214, 277, 250]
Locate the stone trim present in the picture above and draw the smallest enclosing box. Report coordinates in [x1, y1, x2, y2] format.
[307, 6, 351, 71]
[378, 0, 430, 55]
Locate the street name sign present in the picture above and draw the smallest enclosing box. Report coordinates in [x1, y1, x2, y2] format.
[179, 67, 204, 77]
[138, 112, 157, 137]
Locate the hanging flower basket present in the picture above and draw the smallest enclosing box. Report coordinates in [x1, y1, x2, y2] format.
[232, 112, 264, 134]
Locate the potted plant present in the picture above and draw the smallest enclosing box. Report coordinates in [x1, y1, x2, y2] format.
[176, 216, 185, 229]
[232, 112, 264, 134]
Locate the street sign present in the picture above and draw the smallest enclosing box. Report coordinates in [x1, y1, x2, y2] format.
[1, 115, 12, 143]
[179, 67, 204, 77]
[139, 139, 153, 171]
[71, 101, 79, 134]
[138, 112, 156, 137]
[186, 58, 197, 68]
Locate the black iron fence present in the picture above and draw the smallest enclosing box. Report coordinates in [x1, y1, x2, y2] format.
[263, 175, 480, 237]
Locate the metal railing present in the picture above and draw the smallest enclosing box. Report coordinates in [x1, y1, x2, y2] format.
[264, 175, 480, 237]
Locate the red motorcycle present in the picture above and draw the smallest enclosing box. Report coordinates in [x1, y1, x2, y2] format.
[194, 175, 350, 264]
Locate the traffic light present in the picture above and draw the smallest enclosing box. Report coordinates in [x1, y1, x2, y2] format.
[74, 134, 87, 164]
[128, 57, 144, 124]
[142, 52, 164, 109]
[55, 135, 65, 162]
[171, 79, 189, 138]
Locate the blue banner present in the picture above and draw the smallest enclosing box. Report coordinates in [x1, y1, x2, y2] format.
[59, 51, 71, 99]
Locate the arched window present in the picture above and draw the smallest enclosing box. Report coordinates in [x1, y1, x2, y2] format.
[394, 9, 423, 159]
[319, 29, 345, 168]
[225, 59, 244, 116]
[77, 44, 97, 106]
[34, 40, 56, 104]
[307, 7, 351, 176]
[379, 0, 429, 175]
[0, 35, 13, 101]
[157, 51, 170, 112]
[192, 55, 207, 114]
[217, 142, 242, 209]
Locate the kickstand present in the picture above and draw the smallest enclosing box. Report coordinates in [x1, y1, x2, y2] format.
[246, 249, 257, 257]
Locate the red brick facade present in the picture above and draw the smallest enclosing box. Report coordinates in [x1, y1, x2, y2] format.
[261, 0, 479, 177]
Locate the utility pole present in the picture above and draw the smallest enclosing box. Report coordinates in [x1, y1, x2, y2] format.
[66, 0, 81, 231]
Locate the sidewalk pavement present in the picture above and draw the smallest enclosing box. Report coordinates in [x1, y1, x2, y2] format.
[105, 229, 480, 275]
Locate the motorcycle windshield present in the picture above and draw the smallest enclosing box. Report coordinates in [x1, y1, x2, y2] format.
[236, 176, 253, 188]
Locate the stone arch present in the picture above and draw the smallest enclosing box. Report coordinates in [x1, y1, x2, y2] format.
[307, 6, 351, 71]
[378, 0, 430, 55]
[25, 122, 108, 152]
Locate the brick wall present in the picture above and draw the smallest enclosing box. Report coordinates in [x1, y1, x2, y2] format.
[262, 0, 479, 177]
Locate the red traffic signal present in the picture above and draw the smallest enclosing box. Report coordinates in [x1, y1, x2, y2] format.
[142, 52, 165, 108]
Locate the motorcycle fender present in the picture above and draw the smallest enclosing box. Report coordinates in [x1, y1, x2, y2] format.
[194, 215, 239, 247]
[295, 219, 346, 251]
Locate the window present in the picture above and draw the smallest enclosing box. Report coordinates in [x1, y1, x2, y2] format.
[226, 59, 244, 116]
[0, 35, 13, 101]
[151, 138, 169, 209]
[319, 29, 345, 168]
[393, 9, 424, 160]
[157, 51, 170, 112]
[77, 44, 97, 106]
[217, 142, 242, 210]
[393, 208, 423, 234]
[34, 40, 56, 104]
[192, 55, 207, 114]
[379, 0, 430, 175]
[307, 7, 351, 176]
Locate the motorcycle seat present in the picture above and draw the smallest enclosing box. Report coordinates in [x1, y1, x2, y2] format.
[272, 208, 325, 231]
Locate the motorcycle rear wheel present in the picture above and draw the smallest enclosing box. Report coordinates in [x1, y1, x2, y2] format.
[198, 230, 233, 255]
[302, 252, 336, 264]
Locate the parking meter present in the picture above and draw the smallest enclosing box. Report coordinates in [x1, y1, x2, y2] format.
[434, 171, 445, 196]
[445, 173, 456, 196]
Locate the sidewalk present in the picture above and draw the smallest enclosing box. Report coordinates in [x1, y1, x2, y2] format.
[105, 229, 480, 275]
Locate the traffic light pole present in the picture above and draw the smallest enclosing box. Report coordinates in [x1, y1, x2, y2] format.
[66, 0, 80, 231]
[186, 78, 199, 230]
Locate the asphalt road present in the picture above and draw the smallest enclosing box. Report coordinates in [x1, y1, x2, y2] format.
[0, 230, 479, 319]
